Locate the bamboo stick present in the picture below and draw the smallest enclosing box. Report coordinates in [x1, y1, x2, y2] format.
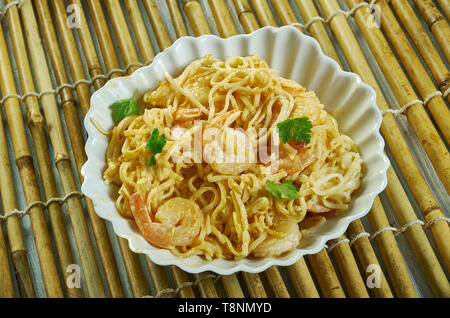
[233, 0, 259, 33]
[321, 0, 450, 275]
[145, 258, 171, 297]
[412, 0, 450, 63]
[366, 197, 418, 297]
[308, 249, 346, 298]
[4, 83, 63, 299]
[286, 257, 320, 298]
[0, 223, 14, 298]
[0, 166, 34, 298]
[0, 68, 29, 299]
[436, 0, 450, 20]
[182, 0, 212, 36]
[116, 239, 148, 297]
[34, 2, 86, 186]
[86, 0, 154, 298]
[170, 266, 196, 298]
[390, 0, 450, 100]
[262, 267, 290, 298]
[346, 222, 394, 298]
[142, 0, 172, 50]
[18, 0, 105, 298]
[241, 273, 268, 298]
[6, 1, 85, 298]
[36, 1, 123, 297]
[41, 5, 85, 111]
[86, 0, 123, 79]
[250, 0, 277, 26]
[51, 0, 92, 115]
[378, 0, 450, 142]
[104, 0, 142, 74]
[295, 0, 347, 61]
[272, 0, 341, 66]
[49, 0, 125, 297]
[271, 0, 298, 25]
[0, 6, 64, 298]
[167, 0, 189, 37]
[221, 275, 245, 298]
[69, 0, 105, 91]
[124, 0, 156, 64]
[384, 168, 450, 297]
[343, 0, 450, 193]
[208, 0, 238, 37]
[194, 273, 219, 298]
[328, 236, 369, 298]
[0, 28, 34, 300]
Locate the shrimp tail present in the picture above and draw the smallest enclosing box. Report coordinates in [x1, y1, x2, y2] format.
[130, 193, 172, 248]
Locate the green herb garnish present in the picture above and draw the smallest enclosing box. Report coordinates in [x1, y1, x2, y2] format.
[146, 128, 167, 167]
[277, 117, 312, 144]
[265, 180, 300, 200]
[110, 90, 140, 124]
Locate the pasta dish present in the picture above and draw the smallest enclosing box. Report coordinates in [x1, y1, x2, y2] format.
[103, 55, 363, 260]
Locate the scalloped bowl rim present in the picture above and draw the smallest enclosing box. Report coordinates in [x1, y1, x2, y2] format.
[82, 26, 389, 275]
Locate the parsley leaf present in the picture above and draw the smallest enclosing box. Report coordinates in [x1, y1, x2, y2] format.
[265, 180, 300, 200]
[146, 128, 167, 167]
[277, 117, 312, 144]
[110, 90, 140, 124]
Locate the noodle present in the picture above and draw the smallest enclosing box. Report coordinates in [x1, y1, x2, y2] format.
[104, 55, 363, 259]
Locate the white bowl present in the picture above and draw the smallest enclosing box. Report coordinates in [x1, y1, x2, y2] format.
[82, 26, 389, 275]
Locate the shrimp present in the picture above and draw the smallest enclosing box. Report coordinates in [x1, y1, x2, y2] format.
[278, 142, 316, 175]
[308, 203, 334, 213]
[185, 80, 211, 105]
[270, 93, 320, 175]
[174, 108, 203, 127]
[205, 128, 256, 175]
[130, 193, 203, 248]
[291, 91, 322, 124]
[143, 80, 173, 106]
[252, 219, 301, 258]
[206, 110, 241, 129]
[203, 111, 256, 175]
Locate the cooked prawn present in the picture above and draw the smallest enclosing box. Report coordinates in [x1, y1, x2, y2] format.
[278, 141, 316, 175]
[252, 219, 301, 257]
[291, 91, 322, 124]
[174, 107, 203, 127]
[203, 111, 256, 175]
[308, 203, 334, 213]
[143, 80, 173, 106]
[130, 193, 203, 248]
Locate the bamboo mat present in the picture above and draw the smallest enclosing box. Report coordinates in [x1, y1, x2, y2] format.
[0, 0, 448, 299]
